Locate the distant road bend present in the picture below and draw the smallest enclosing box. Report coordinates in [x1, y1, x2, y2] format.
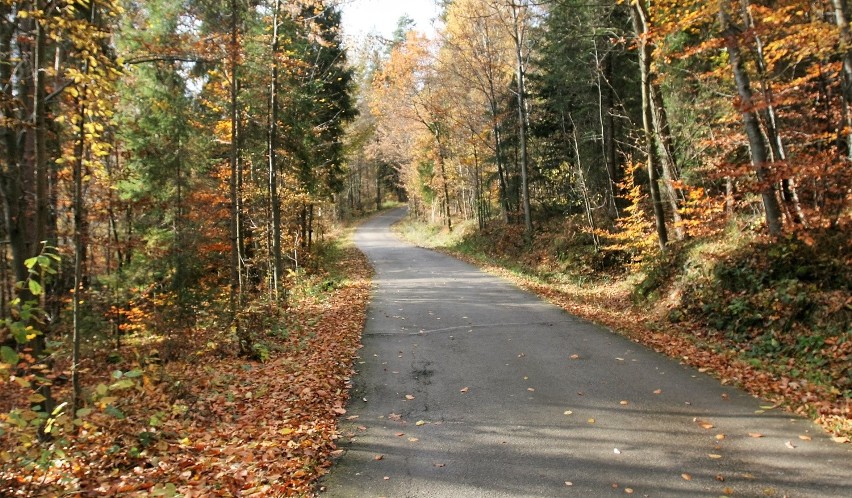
[322, 208, 851, 497]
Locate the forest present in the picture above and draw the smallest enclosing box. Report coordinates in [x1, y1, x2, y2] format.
[0, 0, 849, 495]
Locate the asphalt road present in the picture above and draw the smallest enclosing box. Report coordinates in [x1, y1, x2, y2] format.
[322, 208, 851, 497]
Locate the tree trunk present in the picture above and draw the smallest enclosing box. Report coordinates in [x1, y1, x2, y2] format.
[833, 0, 852, 158]
[634, 1, 685, 240]
[435, 128, 452, 231]
[740, 0, 807, 226]
[229, 0, 241, 315]
[719, 1, 784, 236]
[630, 3, 669, 250]
[593, 38, 619, 219]
[510, 0, 532, 235]
[268, 0, 283, 299]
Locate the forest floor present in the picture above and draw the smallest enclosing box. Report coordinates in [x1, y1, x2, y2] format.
[394, 217, 851, 442]
[1, 238, 373, 496]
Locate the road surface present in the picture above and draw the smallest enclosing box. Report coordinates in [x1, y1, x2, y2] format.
[322, 208, 851, 497]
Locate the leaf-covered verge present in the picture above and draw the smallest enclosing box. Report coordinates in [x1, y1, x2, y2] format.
[0, 238, 372, 496]
[395, 217, 851, 440]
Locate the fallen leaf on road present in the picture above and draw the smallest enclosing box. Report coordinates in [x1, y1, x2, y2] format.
[715, 434, 726, 440]
[785, 441, 796, 449]
[570, 354, 580, 359]
[832, 436, 849, 443]
[434, 463, 445, 468]
[374, 455, 384, 461]
[564, 410, 573, 415]
[708, 454, 722, 459]
[695, 419, 714, 429]
[416, 420, 426, 426]
[624, 488, 634, 494]
[460, 387, 469, 393]
[388, 413, 401, 421]
[383, 476, 389, 480]
[405, 394, 415, 400]
[614, 448, 621, 454]
[346, 415, 359, 420]
[748, 432, 763, 438]
[564, 481, 573, 486]
[653, 389, 662, 394]
[588, 418, 596, 424]
[620, 400, 629, 406]
[798, 435, 811, 441]
[357, 426, 367, 431]
[408, 437, 419, 442]
[395, 432, 405, 437]
[331, 450, 344, 457]
[527, 387, 535, 392]
[681, 473, 692, 481]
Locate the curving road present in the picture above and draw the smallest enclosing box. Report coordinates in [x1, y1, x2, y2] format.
[322, 208, 851, 497]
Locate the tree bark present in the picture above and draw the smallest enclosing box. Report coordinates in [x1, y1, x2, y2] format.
[268, 0, 283, 299]
[229, 0, 242, 315]
[509, 0, 532, 235]
[634, 1, 685, 240]
[833, 0, 852, 158]
[719, 1, 784, 236]
[630, 3, 668, 250]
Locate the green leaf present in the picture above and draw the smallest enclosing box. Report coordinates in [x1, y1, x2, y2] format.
[95, 383, 108, 396]
[111, 370, 123, 379]
[124, 369, 143, 378]
[104, 405, 125, 419]
[151, 483, 178, 497]
[109, 378, 135, 391]
[0, 346, 18, 365]
[28, 394, 47, 404]
[24, 257, 38, 269]
[75, 407, 93, 418]
[28, 279, 43, 296]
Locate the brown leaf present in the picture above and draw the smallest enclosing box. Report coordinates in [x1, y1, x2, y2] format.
[570, 354, 580, 359]
[715, 434, 726, 440]
[785, 440, 796, 449]
[681, 473, 692, 481]
[434, 463, 446, 468]
[624, 488, 634, 494]
[653, 389, 662, 394]
[405, 394, 415, 400]
[374, 454, 384, 461]
[708, 454, 722, 459]
[388, 413, 401, 421]
[696, 420, 714, 429]
[748, 432, 763, 438]
[831, 436, 850, 443]
[460, 387, 469, 393]
[395, 432, 405, 437]
[619, 400, 629, 406]
[798, 435, 812, 441]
